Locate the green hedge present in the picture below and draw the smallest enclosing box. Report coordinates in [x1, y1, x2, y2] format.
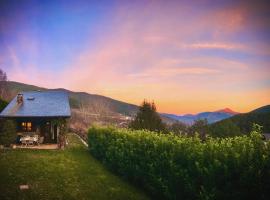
[88, 127, 270, 200]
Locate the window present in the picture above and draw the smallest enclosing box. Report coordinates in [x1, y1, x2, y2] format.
[22, 122, 32, 131]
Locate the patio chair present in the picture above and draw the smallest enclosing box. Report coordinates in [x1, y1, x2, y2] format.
[28, 140, 34, 146]
[21, 140, 27, 146]
[33, 135, 39, 145]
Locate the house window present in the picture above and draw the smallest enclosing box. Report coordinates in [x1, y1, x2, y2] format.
[22, 122, 32, 131]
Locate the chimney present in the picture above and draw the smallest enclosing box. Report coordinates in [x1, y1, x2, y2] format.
[17, 93, 23, 104]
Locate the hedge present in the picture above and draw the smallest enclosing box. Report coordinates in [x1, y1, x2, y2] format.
[88, 126, 270, 200]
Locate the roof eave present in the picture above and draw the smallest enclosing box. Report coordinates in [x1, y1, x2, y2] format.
[0, 115, 71, 118]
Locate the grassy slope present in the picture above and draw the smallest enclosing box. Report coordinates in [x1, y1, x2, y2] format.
[0, 134, 148, 200]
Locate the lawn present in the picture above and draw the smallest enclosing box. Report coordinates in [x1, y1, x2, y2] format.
[0, 133, 149, 200]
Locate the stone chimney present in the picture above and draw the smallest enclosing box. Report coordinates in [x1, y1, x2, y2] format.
[17, 93, 23, 104]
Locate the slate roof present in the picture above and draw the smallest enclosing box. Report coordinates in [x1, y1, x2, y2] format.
[0, 91, 71, 118]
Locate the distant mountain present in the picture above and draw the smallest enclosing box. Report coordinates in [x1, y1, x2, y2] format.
[209, 105, 270, 137]
[216, 108, 239, 115]
[162, 108, 239, 125]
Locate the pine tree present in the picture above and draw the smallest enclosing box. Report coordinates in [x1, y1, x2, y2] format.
[129, 100, 166, 132]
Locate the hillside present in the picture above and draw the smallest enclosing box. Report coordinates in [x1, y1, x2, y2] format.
[4, 81, 176, 129]
[6, 81, 138, 116]
[250, 105, 270, 114]
[209, 105, 270, 137]
[162, 108, 239, 125]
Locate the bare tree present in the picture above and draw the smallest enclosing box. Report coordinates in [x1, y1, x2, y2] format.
[90, 100, 112, 117]
[79, 100, 112, 121]
[0, 68, 8, 99]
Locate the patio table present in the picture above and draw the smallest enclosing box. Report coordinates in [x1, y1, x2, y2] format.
[20, 136, 38, 146]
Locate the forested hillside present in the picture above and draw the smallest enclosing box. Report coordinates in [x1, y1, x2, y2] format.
[209, 105, 270, 137]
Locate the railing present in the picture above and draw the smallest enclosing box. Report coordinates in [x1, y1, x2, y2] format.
[69, 128, 88, 143]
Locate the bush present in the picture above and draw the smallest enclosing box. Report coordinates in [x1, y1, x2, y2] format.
[0, 119, 17, 146]
[88, 126, 270, 200]
[0, 98, 8, 112]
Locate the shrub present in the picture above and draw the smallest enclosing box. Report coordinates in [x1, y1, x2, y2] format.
[88, 126, 270, 200]
[0, 98, 8, 112]
[0, 119, 17, 146]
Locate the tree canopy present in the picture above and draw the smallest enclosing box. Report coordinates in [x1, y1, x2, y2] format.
[0, 68, 9, 99]
[129, 100, 166, 132]
[0, 98, 8, 113]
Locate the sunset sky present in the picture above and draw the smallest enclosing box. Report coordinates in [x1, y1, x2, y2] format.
[0, 0, 270, 114]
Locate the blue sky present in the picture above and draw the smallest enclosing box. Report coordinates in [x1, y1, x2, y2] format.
[0, 0, 269, 114]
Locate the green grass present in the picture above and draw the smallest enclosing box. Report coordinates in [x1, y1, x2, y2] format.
[0, 133, 149, 200]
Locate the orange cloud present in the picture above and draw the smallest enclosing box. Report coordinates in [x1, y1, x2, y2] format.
[187, 42, 244, 50]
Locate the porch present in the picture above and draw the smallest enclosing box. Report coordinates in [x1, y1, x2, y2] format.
[15, 118, 61, 145]
[14, 144, 58, 150]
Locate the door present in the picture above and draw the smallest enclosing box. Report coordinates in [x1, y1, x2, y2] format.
[41, 122, 51, 143]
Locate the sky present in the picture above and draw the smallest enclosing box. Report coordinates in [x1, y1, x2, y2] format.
[0, 0, 270, 114]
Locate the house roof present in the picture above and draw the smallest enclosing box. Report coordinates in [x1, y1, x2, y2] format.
[0, 91, 71, 118]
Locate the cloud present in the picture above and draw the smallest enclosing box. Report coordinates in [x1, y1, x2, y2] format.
[1, 0, 269, 114]
[186, 42, 244, 51]
[128, 66, 220, 78]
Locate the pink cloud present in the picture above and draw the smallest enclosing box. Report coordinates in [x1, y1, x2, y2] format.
[2, 0, 269, 114]
[187, 42, 244, 50]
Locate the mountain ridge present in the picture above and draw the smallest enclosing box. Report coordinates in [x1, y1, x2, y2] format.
[209, 105, 270, 137]
[162, 108, 239, 125]
[6, 81, 264, 127]
[216, 108, 239, 115]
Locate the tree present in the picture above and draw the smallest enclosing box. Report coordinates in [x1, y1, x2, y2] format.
[209, 119, 242, 137]
[52, 118, 68, 149]
[168, 121, 188, 135]
[189, 119, 209, 140]
[129, 100, 166, 132]
[0, 119, 17, 146]
[0, 98, 8, 112]
[0, 68, 9, 99]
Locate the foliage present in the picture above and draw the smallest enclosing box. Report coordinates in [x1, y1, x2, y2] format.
[168, 121, 188, 135]
[188, 119, 209, 139]
[88, 126, 270, 200]
[0, 119, 17, 146]
[0, 69, 7, 81]
[52, 118, 68, 149]
[69, 97, 80, 108]
[0, 68, 10, 99]
[129, 100, 166, 132]
[209, 119, 242, 138]
[0, 98, 8, 112]
[0, 133, 148, 200]
[51, 118, 68, 136]
[209, 107, 270, 137]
